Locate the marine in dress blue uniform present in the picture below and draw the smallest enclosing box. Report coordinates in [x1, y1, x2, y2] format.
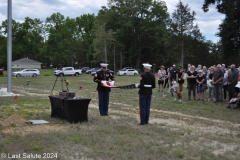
[138, 63, 156, 125]
[93, 63, 115, 116]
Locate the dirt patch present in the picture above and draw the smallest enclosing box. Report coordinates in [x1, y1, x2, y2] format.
[0, 114, 66, 136]
[0, 113, 28, 127]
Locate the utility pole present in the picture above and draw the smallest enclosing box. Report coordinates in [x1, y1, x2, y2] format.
[180, 24, 185, 67]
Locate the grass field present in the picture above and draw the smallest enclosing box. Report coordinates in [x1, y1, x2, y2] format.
[0, 69, 240, 160]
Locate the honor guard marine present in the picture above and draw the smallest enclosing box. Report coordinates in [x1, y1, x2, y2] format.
[138, 63, 156, 125]
[93, 63, 115, 116]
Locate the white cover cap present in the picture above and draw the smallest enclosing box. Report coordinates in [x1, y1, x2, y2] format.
[100, 63, 108, 68]
[142, 63, 152, 69]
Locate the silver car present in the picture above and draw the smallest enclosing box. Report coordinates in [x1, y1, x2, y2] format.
[12, 69, 40, 77]
[117, 69, 138, 76]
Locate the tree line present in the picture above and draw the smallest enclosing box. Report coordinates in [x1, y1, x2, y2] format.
[0, 0, 239, 71]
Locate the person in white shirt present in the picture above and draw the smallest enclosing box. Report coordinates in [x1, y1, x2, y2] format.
[157, 65, 166, 92]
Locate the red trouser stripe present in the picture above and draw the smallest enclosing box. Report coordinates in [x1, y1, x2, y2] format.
[139, 94, 142, 123]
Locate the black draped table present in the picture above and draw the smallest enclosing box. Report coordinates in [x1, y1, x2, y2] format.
[49, 96, 91, 123]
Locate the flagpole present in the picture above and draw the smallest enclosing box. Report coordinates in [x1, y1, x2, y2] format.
[7, 0, 13, 94]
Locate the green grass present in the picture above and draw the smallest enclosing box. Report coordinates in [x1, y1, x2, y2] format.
[0, 70, 240, 160]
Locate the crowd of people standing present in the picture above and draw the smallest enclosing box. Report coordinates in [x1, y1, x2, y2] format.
[157, 63, 240, 107]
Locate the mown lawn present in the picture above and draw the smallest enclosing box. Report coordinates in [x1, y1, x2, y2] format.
[0, 69, 240, 160]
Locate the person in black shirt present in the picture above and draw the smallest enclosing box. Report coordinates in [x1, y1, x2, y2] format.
[93, 63, 115, 116]
[138, 63, 156, 125]
[227, 64, 239, 102]
[196, 70, 206, 100]
[177, 66, 185, 92]
[186, 65, 198, 100]
[164, 68, 169, 89]
[212, 64, 224, 102]
[170, 64, 178, 87]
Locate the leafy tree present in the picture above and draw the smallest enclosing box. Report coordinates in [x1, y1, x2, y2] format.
[170, 0, 200, 66]
[93, 20, 116, 64]
[202, 0, 240, 65]
[0, 18, 43, 62]
[0, 35, 7, 67]
[43, 13, 96, 68]
[99, 0, 170, 68]
[74, 14, 96, 67]
[44, 13, 75, 67]
[21, 17, 44, 59]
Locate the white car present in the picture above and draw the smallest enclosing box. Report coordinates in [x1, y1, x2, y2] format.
[54, 67, 82, 76]
[117, 69, 138, 76]
[12, 69, 40, 77]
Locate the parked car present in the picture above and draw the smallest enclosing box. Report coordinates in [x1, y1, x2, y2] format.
[86, 67, 101, 74]
[80, 67, 90, 73]
[12, 69, 40, 77]
[54, 67, 82, 76]
[117, 67, 132, 72]
[91, 69, 115, 76]
[117, 69, 138, 76]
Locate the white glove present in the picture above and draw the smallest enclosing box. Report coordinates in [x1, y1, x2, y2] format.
[110, 81, 115, 86]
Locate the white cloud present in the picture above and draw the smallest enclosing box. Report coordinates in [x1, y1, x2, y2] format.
[0, 0, 107, 22]
[164, 0, 224, 42]
[197, 20, 222, 34]
[0, 13, 7, 23]
[64, 0, 107, 9]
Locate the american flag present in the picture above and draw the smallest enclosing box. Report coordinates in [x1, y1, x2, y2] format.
[101, 81, 138, 89]
[116, 84, 138, 89]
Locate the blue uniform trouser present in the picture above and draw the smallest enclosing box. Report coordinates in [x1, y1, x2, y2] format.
[139, 95, 152, 124]
[98, 91, 109, 115]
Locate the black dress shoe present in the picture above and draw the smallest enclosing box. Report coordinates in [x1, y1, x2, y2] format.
[104, 114, 109, 116]
[139, 123, 144, 125]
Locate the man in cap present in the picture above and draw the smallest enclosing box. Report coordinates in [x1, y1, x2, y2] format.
[93, 63, 115, 116]
[138, 63, 156, 125]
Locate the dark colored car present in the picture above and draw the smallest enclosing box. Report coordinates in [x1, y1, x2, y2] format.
[86, 67, 101, 74]
[80, 67, 91, 73]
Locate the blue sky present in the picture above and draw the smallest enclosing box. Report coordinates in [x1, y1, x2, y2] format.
[0, 0, 224, 43]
